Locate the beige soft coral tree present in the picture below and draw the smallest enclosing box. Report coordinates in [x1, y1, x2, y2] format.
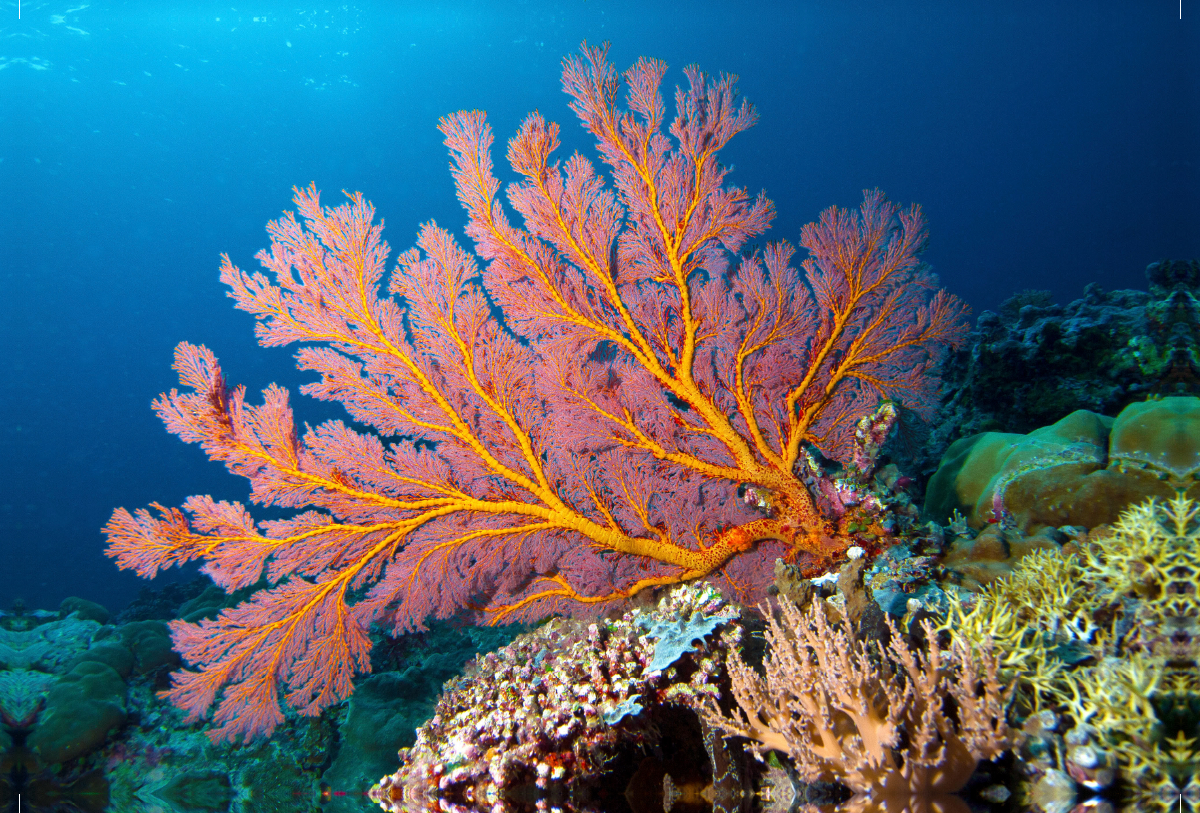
[699, 596, 1010, 813]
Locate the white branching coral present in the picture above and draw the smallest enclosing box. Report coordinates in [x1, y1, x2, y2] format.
[699, 597, 1010, 812]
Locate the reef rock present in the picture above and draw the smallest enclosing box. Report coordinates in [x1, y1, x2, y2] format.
[915, 259, 1200, 480]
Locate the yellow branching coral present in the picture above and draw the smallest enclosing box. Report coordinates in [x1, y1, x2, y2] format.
[942, 546, 1097, 710]
[945, 494, 1200, 809]
[699, 596, 1010, 813]
[1080, 494, 1200, 660]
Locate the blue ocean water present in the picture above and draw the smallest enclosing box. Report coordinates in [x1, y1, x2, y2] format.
[0, 0, 1196, 615]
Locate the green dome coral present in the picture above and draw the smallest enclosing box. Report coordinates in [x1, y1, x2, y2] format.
[944, 494, 1200, 810]
[924, 396, 1200, 533]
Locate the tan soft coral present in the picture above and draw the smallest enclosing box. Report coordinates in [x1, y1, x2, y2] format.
[698, 596, 1010, 813]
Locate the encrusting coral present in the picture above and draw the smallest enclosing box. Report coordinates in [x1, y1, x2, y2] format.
[697, 592, 1010, 813]
[944, 494, 1200, 810]
[369, 584, 739, 813]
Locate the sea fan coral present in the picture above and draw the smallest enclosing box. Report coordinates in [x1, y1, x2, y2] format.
[103, 43, 965, 742]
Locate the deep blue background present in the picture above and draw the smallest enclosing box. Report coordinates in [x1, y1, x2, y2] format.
[2, 0, 1197, 614]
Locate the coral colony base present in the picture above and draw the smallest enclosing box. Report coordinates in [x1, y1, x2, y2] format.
[0, 39, 1183, 813]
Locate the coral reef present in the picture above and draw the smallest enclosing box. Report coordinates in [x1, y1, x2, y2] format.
[369, 584, 738, 813]
[944, 494, 1200, 810]
[938, 522, 1085, 592]
[0, 599, 177, 775]
[0, 595, 340, 813]
[323, 620, 528, 813]
[75, 47, 1200, 799]
[915, 258, 1200, 481]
